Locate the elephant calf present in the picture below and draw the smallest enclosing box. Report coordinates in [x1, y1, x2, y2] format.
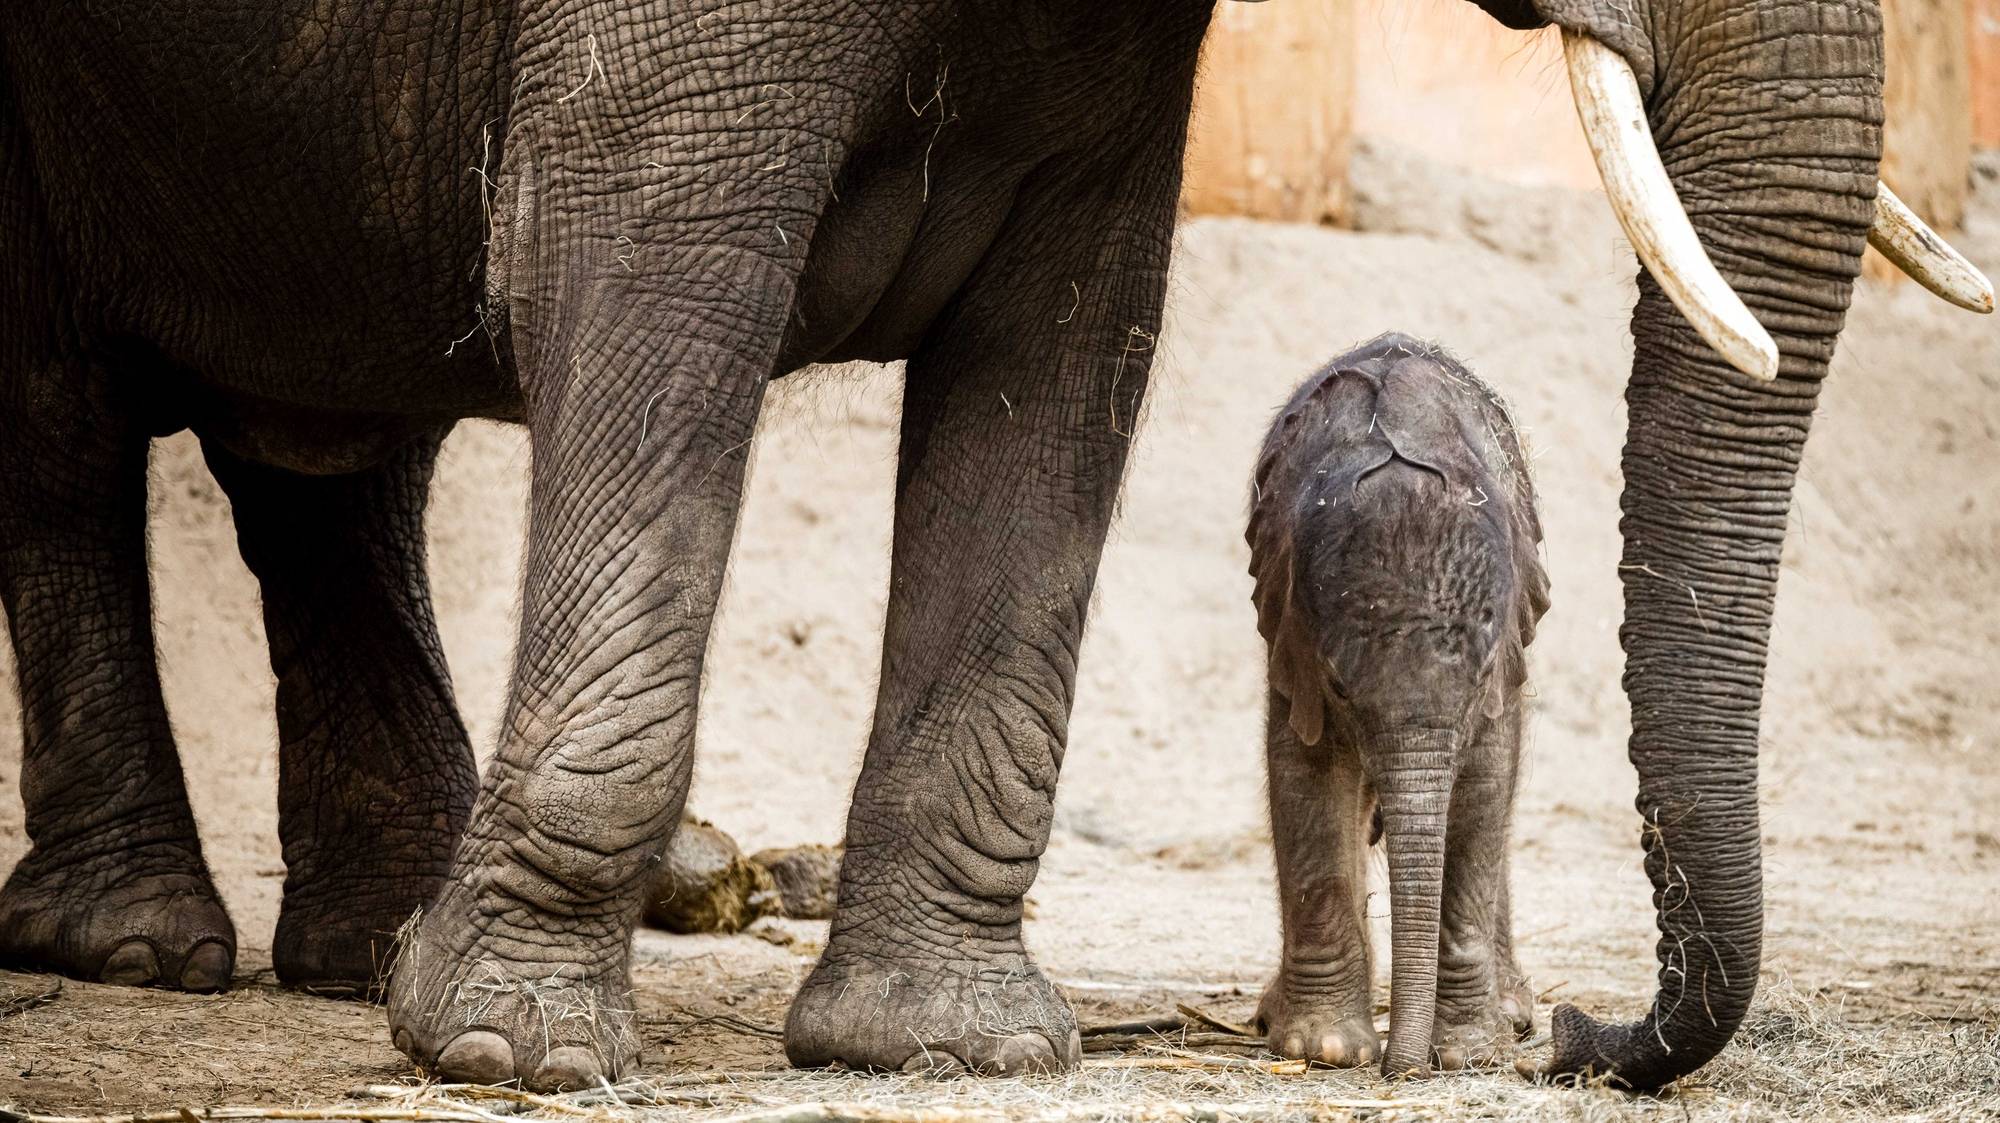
[1246, 335, 1549, 1077]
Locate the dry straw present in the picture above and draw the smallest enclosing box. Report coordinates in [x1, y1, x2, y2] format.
[3, 980, 1995, 1123]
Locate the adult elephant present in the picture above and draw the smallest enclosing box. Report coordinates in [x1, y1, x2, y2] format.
[0, 0, 1982, 1095]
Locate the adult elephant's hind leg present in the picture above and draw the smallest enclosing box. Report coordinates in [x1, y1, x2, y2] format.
[386, 280, 781, 1090]
[202, 434, 474, 995]
[785, 149, 1182, 1076]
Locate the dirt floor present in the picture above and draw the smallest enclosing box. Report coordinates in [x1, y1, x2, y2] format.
[2, 145, 1997, 1121]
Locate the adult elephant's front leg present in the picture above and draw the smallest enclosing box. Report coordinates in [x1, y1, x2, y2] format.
[386, 273, 784, 1090]
[785, 150, 1182, 1077]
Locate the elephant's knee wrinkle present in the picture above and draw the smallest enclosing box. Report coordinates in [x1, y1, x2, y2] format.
[499, 811, 664, 907]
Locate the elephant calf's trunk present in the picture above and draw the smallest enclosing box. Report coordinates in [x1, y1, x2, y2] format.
[1375, 733, 1454, 1078]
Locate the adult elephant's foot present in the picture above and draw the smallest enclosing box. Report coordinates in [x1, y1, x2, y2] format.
[274, 827, 460, 996]
[785, 943, 1081, 1075]
[275, 883, 434, 997]
[1255, 972, 1380, 1068]
[384, 880, 640, 1090]
[0, 843, 234, 991]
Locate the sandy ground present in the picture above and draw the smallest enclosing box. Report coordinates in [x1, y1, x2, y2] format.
[2, 146, 1997, 1120]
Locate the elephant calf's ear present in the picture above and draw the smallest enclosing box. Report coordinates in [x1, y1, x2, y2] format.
[1248, 490, 1329, 747]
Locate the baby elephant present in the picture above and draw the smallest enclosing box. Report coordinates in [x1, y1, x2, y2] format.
[1246, 334, 1549, 1077]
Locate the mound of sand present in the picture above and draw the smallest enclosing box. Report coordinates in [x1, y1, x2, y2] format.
[2, 145, 1995, 1118]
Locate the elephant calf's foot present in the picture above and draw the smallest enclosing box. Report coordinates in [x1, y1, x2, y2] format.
[1255, 972, 1380, 1067]
[385, 887, 639, 1090]
[785, 945, 1081, 1075]
[1498, 960, 1535, 1036]
[0, 848, 234, 991]
[1433, 1001, 1531, 1071]
[1433, 961, 1535, 1071]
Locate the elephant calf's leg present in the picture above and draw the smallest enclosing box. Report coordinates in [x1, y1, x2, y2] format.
[0, 368, 234, 991]
[1257, 705, 1379, 1068]
[204, 434, 475, 995]
[785, 147, 1183, 1076]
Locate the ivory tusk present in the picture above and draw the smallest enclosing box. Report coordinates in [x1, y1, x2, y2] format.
[1563, 32, 1782, 382]
[1870, 183, 1996, 314]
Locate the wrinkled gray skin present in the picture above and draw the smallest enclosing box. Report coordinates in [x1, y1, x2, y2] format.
[1469, 0, 1887, 1091]
[0, 0, 1888, 1095]
[0, 0, 1211, 1090]
[1247, 335, 1549, 1078]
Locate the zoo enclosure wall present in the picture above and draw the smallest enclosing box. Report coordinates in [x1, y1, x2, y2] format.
[1188, 0, 2000, 241]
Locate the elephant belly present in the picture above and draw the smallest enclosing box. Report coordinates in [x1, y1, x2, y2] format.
[777, 148, 1024, 372]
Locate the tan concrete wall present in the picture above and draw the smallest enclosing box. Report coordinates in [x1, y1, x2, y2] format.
[1974, 0, 2000, 146]
[1185, 3, 1355, 224]
[1883, 0, 1973, 229]
[1350, 0, 1594, 189]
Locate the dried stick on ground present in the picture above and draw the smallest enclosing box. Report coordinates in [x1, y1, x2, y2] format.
[1077, 1015, 1187, 1038]
[1173, 1004, 1253, 1038]
[0, 980, 62, 1021]
[1080, 1032, 1266, 1055]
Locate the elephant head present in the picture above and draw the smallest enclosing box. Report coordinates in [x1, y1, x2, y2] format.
[1434, 0, 1993, 1091]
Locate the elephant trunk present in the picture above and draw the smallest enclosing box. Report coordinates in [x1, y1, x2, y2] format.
[1372, 728, 1455, 1078]
[1545, 5, 1885, 1091]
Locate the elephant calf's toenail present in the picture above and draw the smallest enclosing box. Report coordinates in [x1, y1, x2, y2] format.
[435, 1031, 517, 1085]
[393, 1029, 415, 1057]
[99, 941, 160, 987]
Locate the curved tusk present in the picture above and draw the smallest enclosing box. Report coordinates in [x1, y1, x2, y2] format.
[1562, 32, 1781, 382]
[1870, 183, 1996, 314]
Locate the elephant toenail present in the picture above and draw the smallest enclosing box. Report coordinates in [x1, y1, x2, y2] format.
[100, 941, 160, 987]
[532, 1047, 602, 1092]
[1318, 1034, 1343, 1065]
[179, 940, 233, 992]
[1062, 1027, 1083, 1068]
[1281, 1034, 1305, 1059]
[393, 1029, 416, 1058]
[435, 1030, 517, 1085]
[987, 1032, 1062, 1076]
